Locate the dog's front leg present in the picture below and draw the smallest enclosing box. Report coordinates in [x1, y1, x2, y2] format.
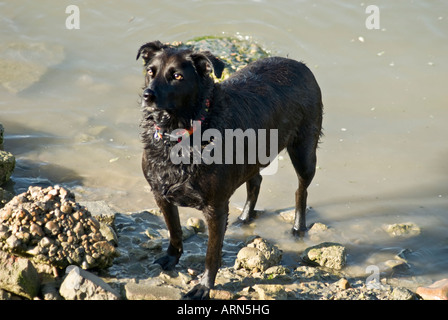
[153, 195, 183, 270]
[185, 203, 228, 300]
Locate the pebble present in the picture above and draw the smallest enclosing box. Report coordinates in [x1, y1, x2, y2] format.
[186, 217, 206, 233]
[336, 278, 351, 290]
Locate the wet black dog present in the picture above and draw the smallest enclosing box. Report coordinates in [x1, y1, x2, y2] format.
[136, 40, 323, 299]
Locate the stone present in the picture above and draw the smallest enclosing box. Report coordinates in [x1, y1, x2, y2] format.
[253, 284, 287, 300]
[186, 217, 206, 233]
[172, 36, 270, 82]
[391, 287, 417, 300]
[0, 186, 118, 269]
[416, 278, 448, 300]
[384, 222, 421, 238]
[336, 278, 351, 290]
[234, 237, 282, 272]
[125, 279, 182, 300]
[41, 281, 63, 300]
[79, 201, 116, 226]
[301, 242, 347, 270]
[0, 188, 14, 208]
[0, 250, 40, 299]
[309, 222, 329, 233]
[181, 225, 196, 240]
[99, 222, 118, 246]
[59, 265, 120, 300]
[210, 289, 235, 300]
[0, 150, 15, 185]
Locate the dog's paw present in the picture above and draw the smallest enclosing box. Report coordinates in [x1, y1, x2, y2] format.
[183, 284, 210, 300]
[292, 227, 307, 238]
[154, 255, 178, 270]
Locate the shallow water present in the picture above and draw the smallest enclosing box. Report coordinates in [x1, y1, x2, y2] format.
[1, 0, 447, 286]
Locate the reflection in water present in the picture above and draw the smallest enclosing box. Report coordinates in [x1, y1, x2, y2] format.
[1, 0, 447, 285]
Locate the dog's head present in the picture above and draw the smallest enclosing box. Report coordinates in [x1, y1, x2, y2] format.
[137, 41, 225, 131]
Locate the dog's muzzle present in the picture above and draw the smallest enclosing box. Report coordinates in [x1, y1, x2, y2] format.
[143, 88, 156, 105]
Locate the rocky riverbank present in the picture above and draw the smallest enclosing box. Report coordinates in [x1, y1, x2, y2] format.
[0, 185, 441, 301]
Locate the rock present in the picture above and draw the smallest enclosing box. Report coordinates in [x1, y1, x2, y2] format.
[99, 223, 118, 246]
[416, 278, 448, 300]
[391, 287, 417, 300]
[278, 209, 295, 223]
[0, 188, 14, 208]
[234, 237, 282, 273]
[124, 279, 182, 300]
[336, 278, 351, 290]
[384, 259, 410, 274]
[172, 36, 270, 82]
[59, 265, 120, 300]
[0, 150, 15, 185]
[0, 186, 118, 269]
[309, 222, 329, 233]
[145, 226, 162, 240]
[253, 284, 287, 300]
[301, 242, 347, 270]
[181, 225, 196, 240]
[79, 201, 116, 226]
[0, 42, 65, 94]
[0, 250, 40, 299]
[210, 289, 235, 300]
[384, 222, 421, 238]
[41, 281, 63, 300]
[186, 217, 206, 233]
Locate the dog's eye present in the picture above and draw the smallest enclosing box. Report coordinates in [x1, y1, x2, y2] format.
[147, 67, 154, 77]
[173, 73, 184, 81]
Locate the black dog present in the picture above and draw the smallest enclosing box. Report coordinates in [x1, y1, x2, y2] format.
[136, 41, 323, 299]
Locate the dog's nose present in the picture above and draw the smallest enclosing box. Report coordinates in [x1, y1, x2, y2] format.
[143, 88, 156, 103]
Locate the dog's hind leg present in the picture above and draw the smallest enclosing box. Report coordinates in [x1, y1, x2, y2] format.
[238, 173, 262, 223]
[153, 195, 183, 270]
[287, 140, 318, 236]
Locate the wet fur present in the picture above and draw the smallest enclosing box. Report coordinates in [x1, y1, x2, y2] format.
[137, 41, 323, 299]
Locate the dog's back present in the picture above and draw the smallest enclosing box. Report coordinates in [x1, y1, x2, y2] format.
[214, 57, 323, 150]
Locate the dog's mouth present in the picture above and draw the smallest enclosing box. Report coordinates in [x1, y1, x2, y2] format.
[146, 106, 191, 133]
[147, 109, 173, 128]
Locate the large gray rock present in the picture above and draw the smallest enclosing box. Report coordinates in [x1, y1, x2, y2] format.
[59, 265, 120, 300]
[0, 250, 40, 299]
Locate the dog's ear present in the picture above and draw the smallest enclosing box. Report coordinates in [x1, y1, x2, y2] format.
[190, 51, 226, 79]
[136, 41, 166, 65]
